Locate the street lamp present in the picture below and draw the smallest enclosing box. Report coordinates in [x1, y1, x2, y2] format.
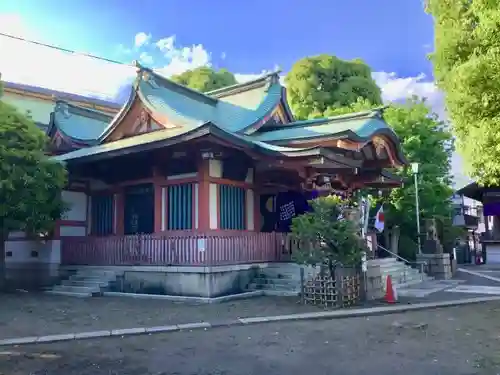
[411, 162, 422, 254]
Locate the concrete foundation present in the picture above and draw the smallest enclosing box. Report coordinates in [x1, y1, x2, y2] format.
[60, 263, 277, 298]
[417, 253, 452, 280]
[4, 239, 61, 290]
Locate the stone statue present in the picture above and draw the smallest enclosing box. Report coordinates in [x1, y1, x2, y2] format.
[422, 218, 444, 254]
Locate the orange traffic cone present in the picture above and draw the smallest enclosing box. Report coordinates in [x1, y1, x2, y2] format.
[384, 275, 397, 304]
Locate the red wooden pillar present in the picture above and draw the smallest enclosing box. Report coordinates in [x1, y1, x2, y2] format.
[253, 188, 261, 232]
[152, 168, 165, 233]
[198, 159, 211, 231]
[154, 181, 163, 233]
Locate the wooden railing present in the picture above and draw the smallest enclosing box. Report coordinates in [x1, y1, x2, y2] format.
[61, 231, 297, 267]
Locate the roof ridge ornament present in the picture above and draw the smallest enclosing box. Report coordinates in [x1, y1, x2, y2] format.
[55, 101, 70, 119]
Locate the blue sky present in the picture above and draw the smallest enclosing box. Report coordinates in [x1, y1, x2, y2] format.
[0, 0, 468, 187]
[0, 0, 434, 77]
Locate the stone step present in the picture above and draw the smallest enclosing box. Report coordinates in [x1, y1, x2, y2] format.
[45, 290, 94, 298]
[259, 269, 317, 278]
[247, 282, 299, 291]
[69, 273, 116, 281]
[252, 278, 299, 288]
[370, 258, 399, 265]
[61, 280, 109, 288]
[75, 269, 117, 277]
[52, 285, 101, 294]
[381, 274, 430, 287]
[383, 274, 424, 285]
[381, 271, 423, 281]
[257, 272, 295, 279]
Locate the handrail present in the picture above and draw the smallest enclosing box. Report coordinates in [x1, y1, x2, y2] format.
[376, 244, 415, 264]
[376, 244, 428, 281]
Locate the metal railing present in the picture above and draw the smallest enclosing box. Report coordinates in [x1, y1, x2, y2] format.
[375, 244, 428, 284]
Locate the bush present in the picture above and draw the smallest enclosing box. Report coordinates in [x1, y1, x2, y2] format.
[290, 196, 366, 278]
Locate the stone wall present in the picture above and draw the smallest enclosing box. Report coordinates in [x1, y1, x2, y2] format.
[365, 261, 384, 300]
[417, 253, 452, 280]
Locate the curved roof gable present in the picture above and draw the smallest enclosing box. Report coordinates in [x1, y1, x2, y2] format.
[250, 108, 406, 165]
[207, 71, 294, 132]
[98, 63, 286, 142]
[48, 100, 112, 144]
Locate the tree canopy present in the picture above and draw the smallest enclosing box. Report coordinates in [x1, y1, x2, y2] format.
[322, 97, 456, 257]
[284, 55, 383, 120]
[426, 0, 500, 185]
[0, 93, 67, 289]
[171, 66, 237, 92]
[382, 98, 455, 256]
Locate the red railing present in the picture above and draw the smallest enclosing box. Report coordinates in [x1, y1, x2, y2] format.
[61, 231, 295, 266]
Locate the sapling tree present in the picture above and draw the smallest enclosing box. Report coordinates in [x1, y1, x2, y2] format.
[290, 196, 366, 278]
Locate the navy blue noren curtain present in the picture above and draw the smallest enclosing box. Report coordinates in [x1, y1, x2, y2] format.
[91, 194, 114, 236]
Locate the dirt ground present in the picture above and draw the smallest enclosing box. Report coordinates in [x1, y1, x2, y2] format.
[2, 302, 500, 375]
[0, 293, 319, 339]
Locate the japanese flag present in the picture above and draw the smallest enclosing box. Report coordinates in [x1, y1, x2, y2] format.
[374, 205, 385, 233]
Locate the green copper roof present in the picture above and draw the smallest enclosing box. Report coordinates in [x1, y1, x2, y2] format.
[252, 109, 398, 144]
[53, 121, 360, 170]
[138, 68, 283, 133]
[50, 101, 112, 143]
[207, 71, 282, 111]
[48, 67, 405, 167]
[96, 65, 284, 141]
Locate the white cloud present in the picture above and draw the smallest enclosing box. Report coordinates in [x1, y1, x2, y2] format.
[139, 52, 154, 65]
[155, 36, 175, 53]
[372, 71, 445, 119]
[0, 17, 210, 99]
[134, 32, 151, 48]
[371, 71, 470, 188]
[154, 36, 210, 76]
[0, 14, 136, 99]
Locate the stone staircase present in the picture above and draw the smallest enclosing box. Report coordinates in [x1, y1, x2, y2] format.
[246, 258, 433, 297]
[246, 263, 319, 296]
[46, 269, 120, 297]
[370, 257, 433, 290]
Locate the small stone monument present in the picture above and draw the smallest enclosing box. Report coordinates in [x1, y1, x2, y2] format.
[422, 219, 444, 254]
[417, 218, 453, 279]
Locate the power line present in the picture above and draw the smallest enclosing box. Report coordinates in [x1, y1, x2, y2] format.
[0, 32, 134, 67]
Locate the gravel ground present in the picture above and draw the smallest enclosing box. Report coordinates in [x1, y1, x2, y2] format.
[2, 302, 500, 375]
[2, 286, 497, 341]
[0, 293, 320, 339]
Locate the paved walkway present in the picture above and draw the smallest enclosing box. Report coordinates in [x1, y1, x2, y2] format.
[3, 301, 500, 374]
[399, 266, 500, 298]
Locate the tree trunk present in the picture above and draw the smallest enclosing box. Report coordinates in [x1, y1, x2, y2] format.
[390, 226, 400, 255]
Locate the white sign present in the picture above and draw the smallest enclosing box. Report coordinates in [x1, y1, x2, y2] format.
[197, 238, 206, 252]
[361, 252, 367, 272]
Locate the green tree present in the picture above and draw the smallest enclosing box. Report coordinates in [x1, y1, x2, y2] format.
[291, 196, 366, 277]
[381, 98, 455, 258]
[284, 55, 382, 120]
[426, 0, 500, 185]
[321, 97, 456, 258]
[171, 67, 237, 92]
[0, 99, 67, 290]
